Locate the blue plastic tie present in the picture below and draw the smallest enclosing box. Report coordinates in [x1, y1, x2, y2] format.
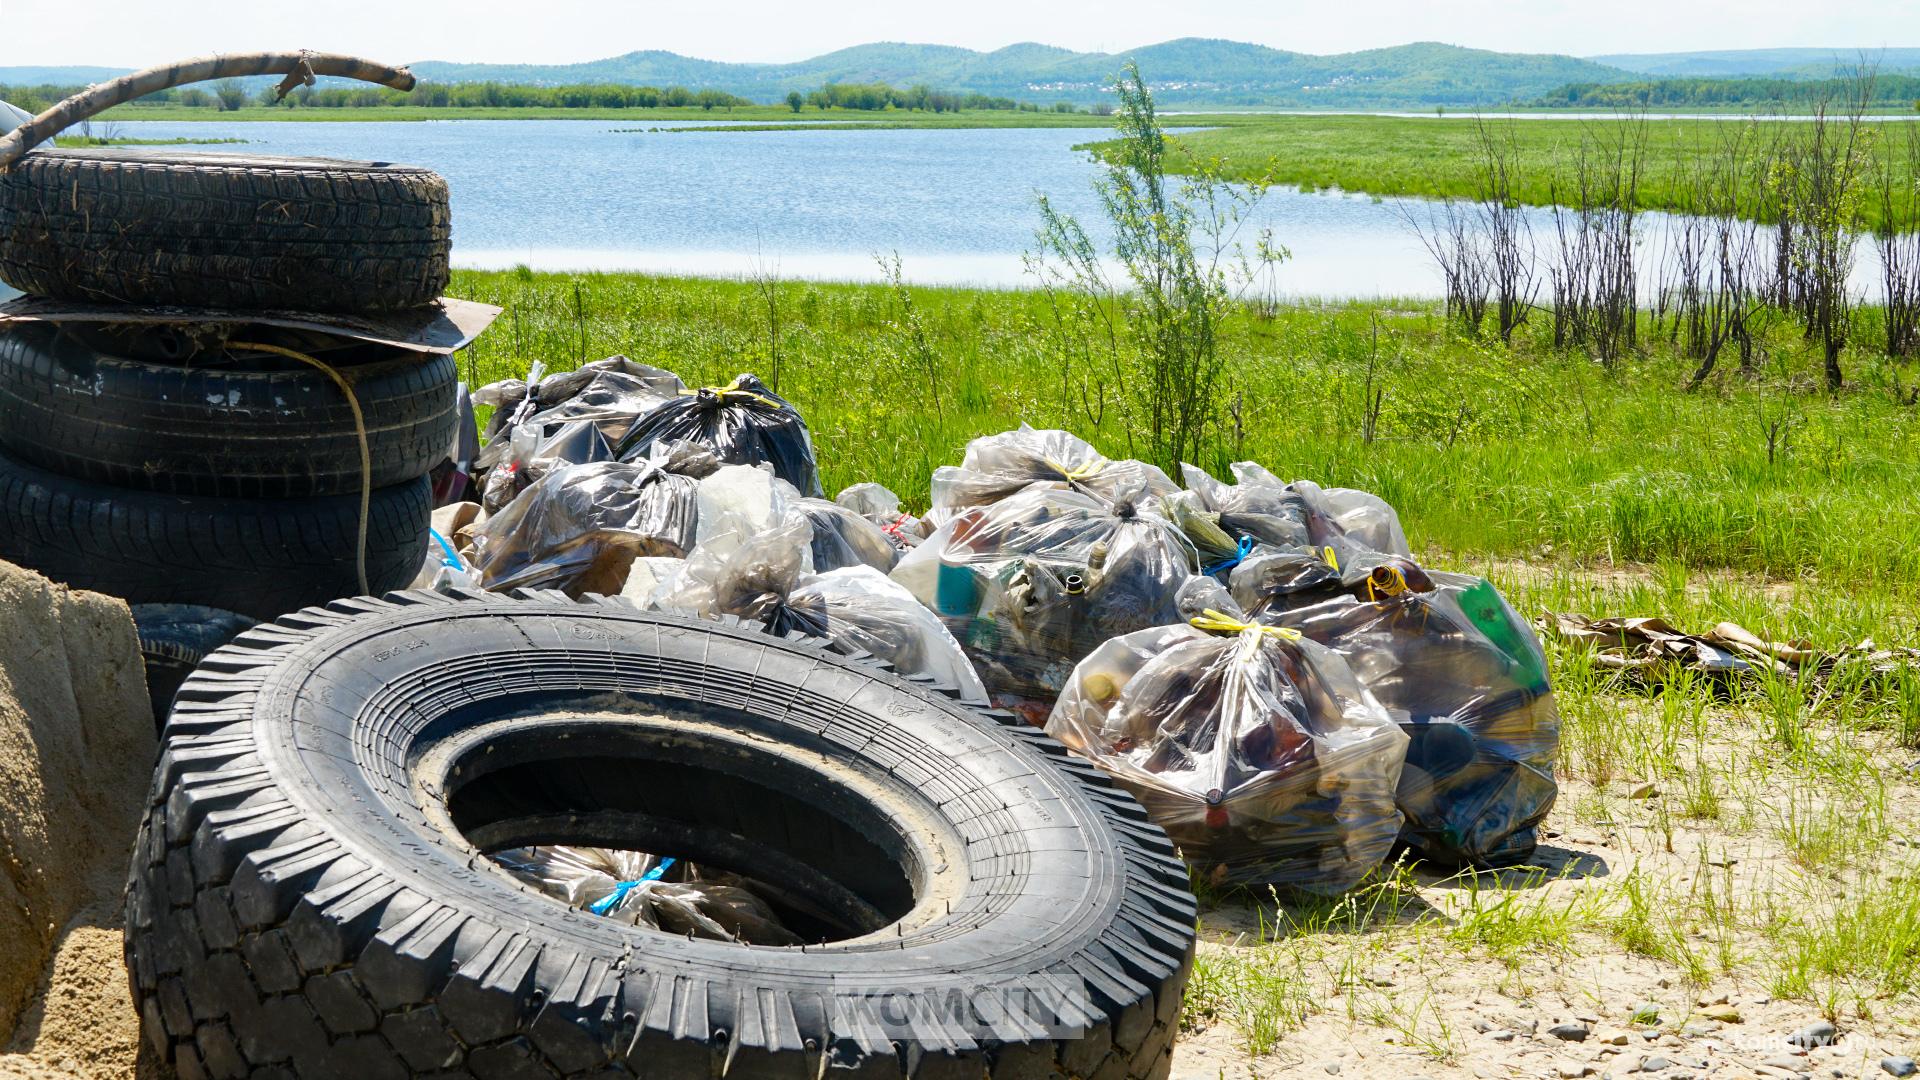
[1203, 535, 1255, 576]
[429, 527, 463, 570]
[588, 857, 677, 916]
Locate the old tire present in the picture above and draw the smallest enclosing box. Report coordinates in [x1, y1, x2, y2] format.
[130, 603, 257, 732]
[127, 593, 1196, 1080]
[0, 447, 429, 621]
[0, 149, 450, 313]
[0, 323, 458, 498]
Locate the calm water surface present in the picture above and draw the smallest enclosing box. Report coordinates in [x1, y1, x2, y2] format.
[84, 119, 1884, 297]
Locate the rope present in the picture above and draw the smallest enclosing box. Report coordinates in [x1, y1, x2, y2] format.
[228, 341, 371, 595]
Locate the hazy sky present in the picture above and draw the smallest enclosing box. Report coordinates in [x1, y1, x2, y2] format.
[5, 0, 1917, 68]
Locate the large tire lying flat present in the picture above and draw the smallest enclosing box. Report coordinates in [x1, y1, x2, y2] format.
[127, 593, 1196, 1080]
[0, 448, 429, 621]
[0, 323, 458, 498]
[0, 149, 450, 313]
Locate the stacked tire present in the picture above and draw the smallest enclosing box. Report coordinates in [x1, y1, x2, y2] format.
[0, 148, 457, 714]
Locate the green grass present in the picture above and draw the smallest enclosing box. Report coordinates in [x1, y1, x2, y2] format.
[447, 268, 1920, 603]
[1080, 113, 1920, 229]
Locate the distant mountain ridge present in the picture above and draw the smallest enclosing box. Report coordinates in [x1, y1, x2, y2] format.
[398, 38, 1633, 107]
[6, 40, 1918, 110]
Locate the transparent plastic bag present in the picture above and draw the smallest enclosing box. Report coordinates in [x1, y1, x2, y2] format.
[466, 442, 719, 597]
[655, 514, 986, 699]
[615, 374, 822, 497]
[480, 417, 616, 514]
[490, 848, 801, 945]
[926, 425, 1177, 527]
[694, 464, 803, 563]
[1046, 604, 1407, 892]
[1230, 545, 1432, 621]
[1268, 571, 1558, 867]
[797, 497, 901, 572]
[837, 482, 929, 550]
[892, 481, 1200, 706]
[1224, 463, 1411, 558]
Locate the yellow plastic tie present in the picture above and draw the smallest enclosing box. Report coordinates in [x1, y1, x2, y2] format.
[1366, 563, 1410, 601]
[1044, 456, 1110, 482]
[230, 341, 370, 595]
[681, 375, 782, 410]
[1322, 545, 1340, 571]
[1188, 608, 1303, 642]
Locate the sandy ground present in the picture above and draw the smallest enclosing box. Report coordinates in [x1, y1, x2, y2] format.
[1164, 640, 1920, 1079]
[0, 561, 159, 1079]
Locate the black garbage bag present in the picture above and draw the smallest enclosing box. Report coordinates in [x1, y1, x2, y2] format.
[1267, 570, 1559, 868]
[795, 497, 901, 573]
[614, 374, 821, 497]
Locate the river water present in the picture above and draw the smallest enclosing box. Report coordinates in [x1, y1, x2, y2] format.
[52, 118, 1887, 298]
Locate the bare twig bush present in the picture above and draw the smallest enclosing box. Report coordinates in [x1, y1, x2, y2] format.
[1549, 115, 1646, 366]
[1771, 70, 1873, 389]
[1874, 120, 1920, 359]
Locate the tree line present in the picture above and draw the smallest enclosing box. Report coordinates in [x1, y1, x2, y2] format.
[1534, 74, 1920, 110]
[784, 82, 1093, 114]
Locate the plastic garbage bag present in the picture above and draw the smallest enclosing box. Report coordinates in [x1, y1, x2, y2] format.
[1230, 545, 1432, 621]
[1223, 463, 1411, 558]
[1046, 603, 1407, 892]
[655, 514, 986, 699]
[926, 425, 1177, 527]
[479, 417, 619, 514]
[837, 482, 929, 550]
[615, 374, 822, 497]
[466, 442, 720, 596]
[797, 497, 901, 572]
[490, 848, 801, 945]
[1268, 571, 1558, 867]
[694, 464, 803, 563]
[474, 356, 685, 468]
[892, 481, 1200, 710]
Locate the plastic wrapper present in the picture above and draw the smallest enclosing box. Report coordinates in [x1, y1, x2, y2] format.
[1268, 571, 1559, 867]
[655, 514, 987, 699]
[466, 442, 720, 596]
[837, 482, 930, 550]
[796, 497, 901, 572]
[491, 847, 801, 945]
[926, 426, 1177, 527]
[1046, 603, 1407, 892]
[615, 374, 822, 497]
[892, 482, 1200, 706]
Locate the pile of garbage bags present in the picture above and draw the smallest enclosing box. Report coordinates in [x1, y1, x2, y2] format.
[453, 364, 1559, 898]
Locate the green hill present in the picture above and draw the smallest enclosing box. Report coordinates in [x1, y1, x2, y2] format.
[1589, 47, 1920, 78]
[397, 38, 1636, 108]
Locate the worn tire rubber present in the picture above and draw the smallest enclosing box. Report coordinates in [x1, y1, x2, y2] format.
[0, 447, 430, 621]
[0, 149, 450, 313]
[125, 592, 1196, 1080]
[131, 603, 258, 733]
[0, 323, 458, 498]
